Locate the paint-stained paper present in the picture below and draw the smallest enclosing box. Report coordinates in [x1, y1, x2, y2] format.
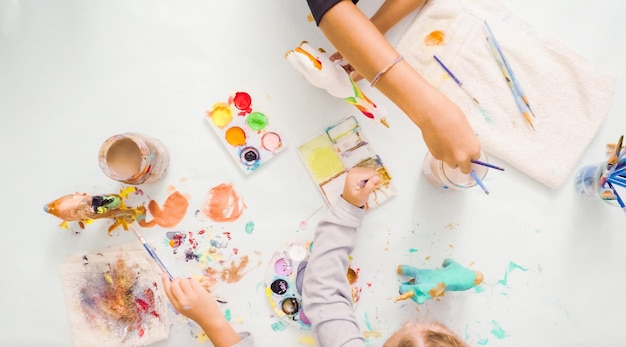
[59, 242, 169, 347]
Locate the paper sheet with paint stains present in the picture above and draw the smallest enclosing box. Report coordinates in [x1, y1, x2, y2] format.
[59, 242, 169, 347]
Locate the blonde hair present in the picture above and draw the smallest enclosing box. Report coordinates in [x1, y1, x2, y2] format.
[422, 329, 466, 347]
[385, 321, 468, 347]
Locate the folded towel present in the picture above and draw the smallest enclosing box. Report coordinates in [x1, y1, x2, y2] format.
[395, 0, 615, 189]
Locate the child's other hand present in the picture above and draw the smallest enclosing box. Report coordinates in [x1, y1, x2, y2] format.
[330, 51, 363, 82]
[161, 273, 221, 325]
[342, 167, 380, 208]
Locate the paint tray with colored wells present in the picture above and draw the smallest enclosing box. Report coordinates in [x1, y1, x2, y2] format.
[205, 91, 286, 174]
[265, 240, 361, 330]
[297, 116, 397, 207]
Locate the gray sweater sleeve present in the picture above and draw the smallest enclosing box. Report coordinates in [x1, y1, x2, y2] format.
[302, 198, 367, 347]
[232, 332, 254, 346]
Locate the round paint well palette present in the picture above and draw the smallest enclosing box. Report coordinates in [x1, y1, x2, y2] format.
[205, 91, 286, 174]
[265, 240, 361, 329]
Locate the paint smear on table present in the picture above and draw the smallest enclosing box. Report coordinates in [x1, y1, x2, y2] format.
[498, 261, 528, 286]
[474, 284, 486, 293]
[138, 190, 189, 228]
[299, 335, 316, 345]
[490, 320, 508, 339]
[244, 221, 255, 234]
[200, 252, 262, 290]
[363, 312, 382, 339]
[477, 338, 489, 345]
[425, 30, 445, 46]
[224, 308, 232, 322]
[271, 321, 288, 331]
[201, 183, 247, 222]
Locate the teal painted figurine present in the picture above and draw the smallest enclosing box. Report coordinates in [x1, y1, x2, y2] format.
[395, 258, 483, 304]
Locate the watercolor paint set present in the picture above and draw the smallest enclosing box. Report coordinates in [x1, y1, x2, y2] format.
[264, 240, 361, 330]
[205, 91, 286, 174]
[297, 116, 397, 207]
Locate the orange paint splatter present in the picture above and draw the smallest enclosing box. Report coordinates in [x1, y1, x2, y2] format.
[138, 191, 189, 228]
[201, 183, 246, 222]
[200, 252, 262, 289]
[424, 30, 445, 46]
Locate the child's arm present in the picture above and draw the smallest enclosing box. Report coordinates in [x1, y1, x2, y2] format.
[311, 0, 481, 173]
[303, 168, 379, 346]
[161, 274, 245, 347]
[370, 0, 426, 35]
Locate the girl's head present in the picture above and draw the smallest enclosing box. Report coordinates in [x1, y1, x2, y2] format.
[383, 321, 468, 347]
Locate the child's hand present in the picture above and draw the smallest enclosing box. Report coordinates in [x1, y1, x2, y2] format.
[418, 94, 481, 173]
[342, 167, 380, 208]
[161, 273, 221, 325]
[330, 51, 363, 82]
[161, 273, 242, 347]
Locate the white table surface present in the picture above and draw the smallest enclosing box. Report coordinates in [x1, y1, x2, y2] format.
[1, 1, 625, 346]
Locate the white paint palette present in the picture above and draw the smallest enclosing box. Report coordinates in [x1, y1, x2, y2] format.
[205, 91, 286, 174]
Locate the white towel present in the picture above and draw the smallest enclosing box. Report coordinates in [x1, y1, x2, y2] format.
[395, 0, 615, 189]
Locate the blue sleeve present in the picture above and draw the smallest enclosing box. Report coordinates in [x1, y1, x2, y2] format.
[306, 0, 360, 26]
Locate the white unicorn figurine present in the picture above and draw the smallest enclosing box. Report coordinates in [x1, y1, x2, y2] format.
[286, 41, 389, 128]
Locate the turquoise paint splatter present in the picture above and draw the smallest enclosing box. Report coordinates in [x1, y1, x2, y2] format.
[464, 323, 470, 341]
[224, 309, 232, 322]
[364, 312, 374, 330]
[490, 320, 507, 339]
[509, 262, 528, 272]
[477, 338, 489, 345]
[245, 221, 254, 234]
[408, 248, 418, 253]
[474, 285, 486, 293]
[478, 106, 494, 124]
[498, 261, 528, 286]
[271, 321, 287, 331]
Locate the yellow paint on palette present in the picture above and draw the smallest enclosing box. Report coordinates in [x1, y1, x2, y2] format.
[308, 147, 345, 183]
[265, 287, 286, 318]
[208, 102, 233, 128]
[299, 134, 345, 184]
